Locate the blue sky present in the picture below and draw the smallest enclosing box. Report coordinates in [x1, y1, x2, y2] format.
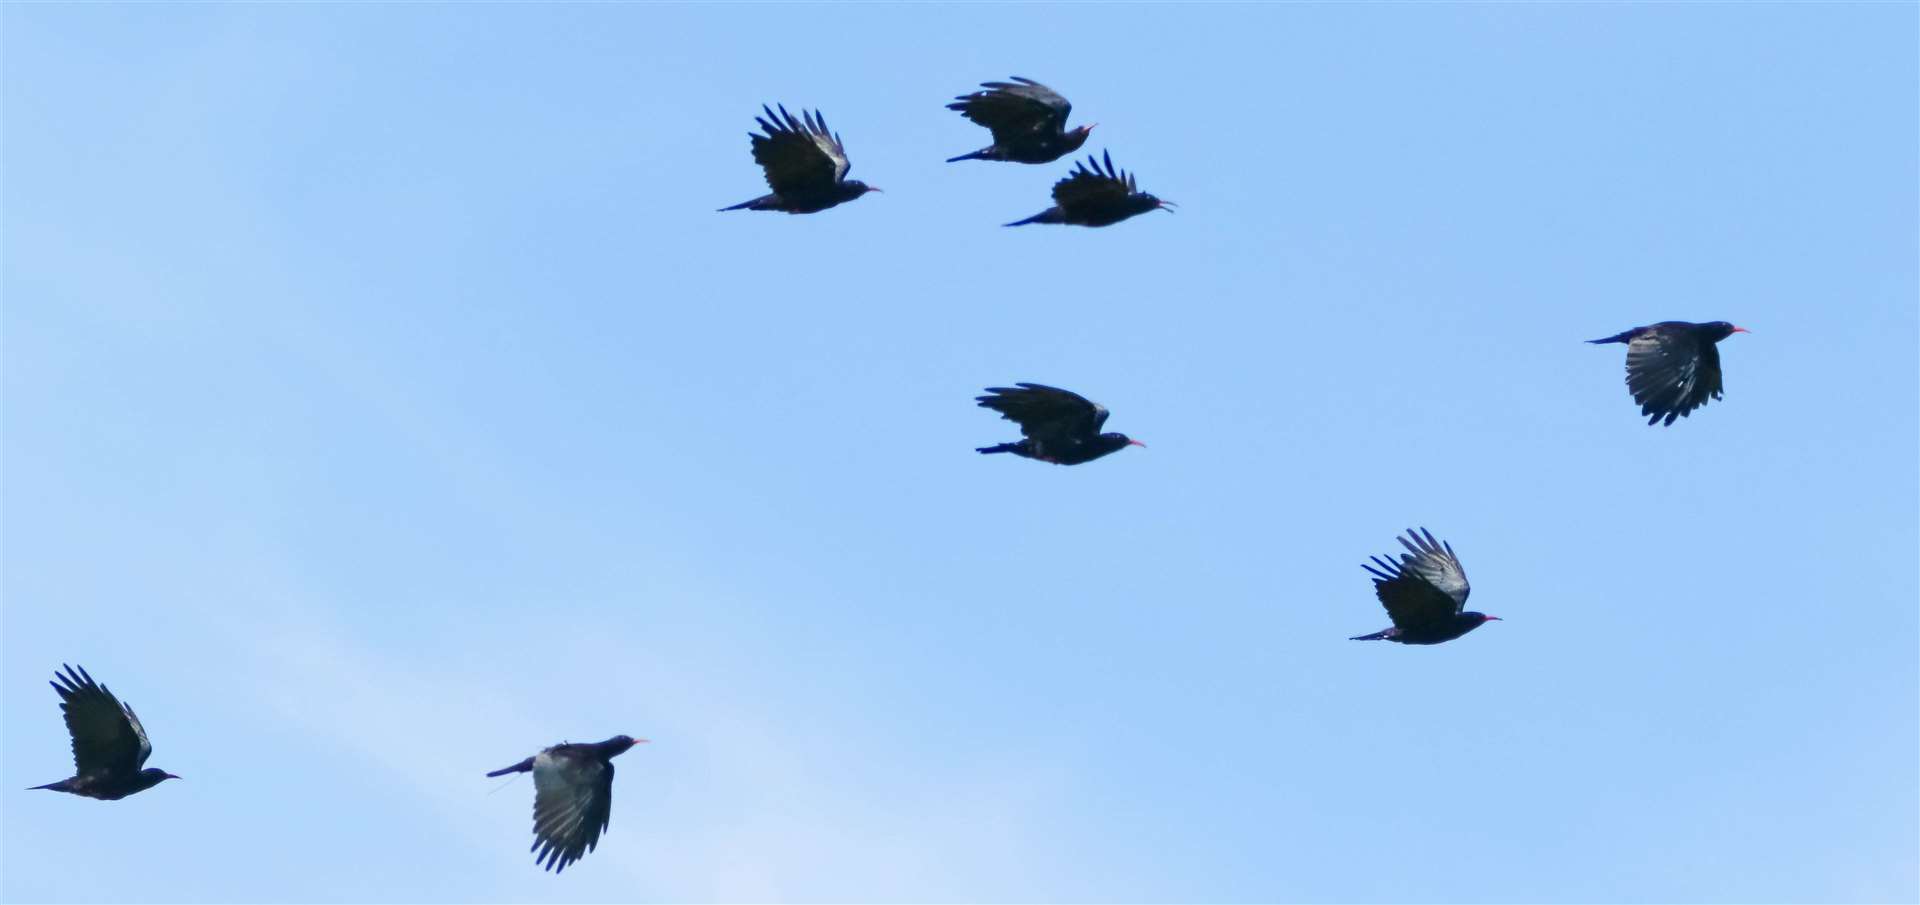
[3, 3, 1914, 902]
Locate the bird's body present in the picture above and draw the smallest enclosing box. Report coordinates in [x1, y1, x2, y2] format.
[488, 735, 645, 873]
[1351, 529, 1500, 645]
[1588, 320, 1748, 426]
[945, 77, 1092, 164]
[721, 105, 879, 214]
[30, 664, 178, 800]
[1006, 151, 1173, 227]
[975, 382, 1143, 465]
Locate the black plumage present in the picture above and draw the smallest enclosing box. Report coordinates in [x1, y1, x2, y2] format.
[1005, 151, 1173, 227]
[1588, 321, 1749, 426]
[720, 105, 879, 214]
[29, 664, 179, 800]
[487, 735, 646, 873]
[975, 382, 1143, 465]
[945, 77, 1093, 164]
[1350, 529, 1501, 645]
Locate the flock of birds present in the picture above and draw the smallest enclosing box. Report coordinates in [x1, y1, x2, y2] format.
[27, 77, 1752, 876]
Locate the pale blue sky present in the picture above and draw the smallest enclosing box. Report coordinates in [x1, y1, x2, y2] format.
[3, 3, 1915, 903]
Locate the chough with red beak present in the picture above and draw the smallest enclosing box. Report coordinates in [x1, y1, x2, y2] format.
[720, 104, 880, 215]
[975, 382, 1143, 465]
[1004, 151, 1174, 227]
[1350, 529, 1501, 645]
[945, 76, 1094, 164]
[1588, 321, 1750, 426]
[487, 735, 648, 873]
[29, 664, 180, 800]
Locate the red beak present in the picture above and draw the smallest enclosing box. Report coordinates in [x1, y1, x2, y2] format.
[1485, 616, 1503, 622]
[1127, 440, 1147, 448]
[1731, 326, 1750, 334]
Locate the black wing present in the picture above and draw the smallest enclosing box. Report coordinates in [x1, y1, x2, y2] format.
[1623, 329, 1723, 426]
[529, 748, 616, 874]
[977, 383, 1108, 444]
[51, 664, 151, 775]
[1362, 529, 1471, 633]
[749, 104, 851, 196]
[948, 77, 1071, 140]
[1052, 151, 1136, 211]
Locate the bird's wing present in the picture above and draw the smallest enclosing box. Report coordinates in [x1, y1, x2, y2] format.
[1362, 529, 1472, 630]
[121, 701, 155, 768]
[976, 383, 1105, 444]
[530, 749, 615, 873]
[1052, 152, 1134, 211]
[948, 77, 1071, 139]
[51, 665, 149, 775]
[1624, 329, 1717, 425]
[750, 105, 850, 196]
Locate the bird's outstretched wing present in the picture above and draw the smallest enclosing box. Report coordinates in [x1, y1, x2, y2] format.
[529, 748, 616, 874]
[750, 104, 850, 197]
[1052, 151, 1135, 211]
[1624, 329, 1722, 426]
[948, 77, 1071, 140]
[1362, 529, 1471, 632]
[51, 664, 151, 775]
[977, 383, 1108, 444]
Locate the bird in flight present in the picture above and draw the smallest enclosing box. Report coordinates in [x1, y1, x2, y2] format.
[976, 382, 1143, 465]
[945, 77, 1093, 164]
[1350, 529, 1501, 645]
[29, 664, 180, 800]
[1005, 151, 1174, 227]
[1588, 321, 1749, 426]
[720, 104, 879, 214]
[488, 735, 647, 873]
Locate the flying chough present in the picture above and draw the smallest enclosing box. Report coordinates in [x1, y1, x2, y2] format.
[720, 104, 879, 214]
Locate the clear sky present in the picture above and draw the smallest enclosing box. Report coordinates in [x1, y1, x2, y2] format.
[3, 3, 1915, 903]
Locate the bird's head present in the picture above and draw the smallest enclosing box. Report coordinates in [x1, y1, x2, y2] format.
[844, 180, 882, 198]
[1065, 123, 1096, 152]
[604, 735, 650, 757]
[1706, 321, 1750, 341]
[138, 768, 181, 788]
[1134, 193, 1176, 215]
[1464, 613, 1502, 629]
[1103, 432, 1146, 452]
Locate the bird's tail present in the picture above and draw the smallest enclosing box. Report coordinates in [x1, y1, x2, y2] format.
[485, 757, 534, 778]
[718, 194, 772, 212]
[1348, 628, 1397, 641]
[1586, 329, 1637, 344]
[1003, 209, 1061, 227]
[976, 443, 1020, 455]
[27, 779, 71, 792]
[946, 147, 993, 163]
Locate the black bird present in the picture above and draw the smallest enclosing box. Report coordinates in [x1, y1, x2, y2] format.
[976, 382, 1143, 465]
[29, 664, 179, 800]
[488, 736, 647, 873]
[1350, 529, 1501, 645]
[1005, 151, 1174, 227]
[945, 77, 1094, 164]
[720, 104, 880, 214]
[1588, 321, 1750, 426]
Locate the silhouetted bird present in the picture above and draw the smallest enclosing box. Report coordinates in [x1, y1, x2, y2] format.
[1005, 151, 1173, 227]
[945, 77, 1093, 164]
[488, 735, 647, 873]
[976, 383, 1143, 465]
[720, 105, 879, 214]
[1589, 321, 1749, 426]
[29, 664, 179, 800]
[1351, 529, 1501, 645]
